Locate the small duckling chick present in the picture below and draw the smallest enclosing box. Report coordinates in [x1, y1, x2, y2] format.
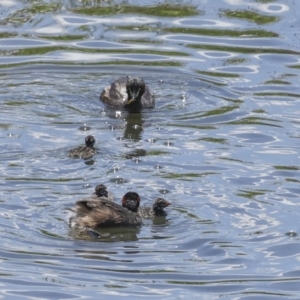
[139, 198, 170, 218]
[100, 76, 155, 111]
[92, 184, 115, 202]
[70, 194, 142, 228]
[68, 135, 96, 160]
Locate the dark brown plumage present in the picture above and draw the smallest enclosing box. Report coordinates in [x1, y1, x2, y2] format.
[70, 193, 142, 228]
[68, 135, 96, 160]
[100, 77, 155, 111]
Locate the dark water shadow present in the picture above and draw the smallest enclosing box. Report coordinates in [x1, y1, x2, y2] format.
[69, 225, 140, 242]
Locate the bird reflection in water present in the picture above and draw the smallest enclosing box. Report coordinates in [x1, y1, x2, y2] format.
[123, 112, 144, 142]
[70, 226, 141, 242]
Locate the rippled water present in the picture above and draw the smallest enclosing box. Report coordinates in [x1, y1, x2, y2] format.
[1, 0, 300, 299]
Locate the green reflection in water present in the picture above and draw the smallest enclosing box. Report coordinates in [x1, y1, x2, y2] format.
[198, 137, 228, 144]
[104, 284, 126, 289]
[202, 106, 239, 117]
[27, 3, 61, 13]
[197, 77, 227, 87]
[5, 101, 32, 106]
[252, 109, 266, 113]
[11, 250, 61, 256]
[228, 117, 282, 127]
[219, 157, 244, 163]
[9, 163, 21, 167]
[36, 112, 62, 118]
[0, 123, 11, 130]
[254, 92, 300, 98]
[225, 58, 248, 65]
[165, 27, 278, 38]
[0, 32, 18, 38]
[117, 26, 277, 38]
[161, 172, 217, 180]
[222, 9, 278, 25]
[73, 6, 119, 15]
[169, 124, 216, 130]
[119, 39, 163, 45]
[264, 79, 291, 85]
[38, 35, 88, 41]
[116, 25, 157, 32]
[99, 61, 183, 67]
[289, 64, 300, 69]
[0, 60, 183, 69]
[197, 70, 240, 78]
[286, 178, 300, 183]
[188, 44, 299, 55]
[6, 177, 82, 182]
[236, 189, 267, 199]
[177, 105, 239, 121]
[274, 166, 299, 170]
[14, 46, 188, 57]
[73, 4, 199, 17]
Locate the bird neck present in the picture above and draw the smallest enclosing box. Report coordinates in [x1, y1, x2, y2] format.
[124, 95, 143, 111]
[153, 205, 165, 217]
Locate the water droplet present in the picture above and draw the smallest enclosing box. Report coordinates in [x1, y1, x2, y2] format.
[125, 143, 134, 149]
[159, 188, 170, 194]
[109, 166, 120, 173]
[113, 167, 119, 173]
[132, 157, 141, 164]
[116, 111, 122, 118]
[163, 141, 174, 147]
[110, 177, 128, 184]
[147, 138, 156, 143]
[285, 231, 298, 237]
[79, 124, 91, 131]
[155, 164, 163, 170]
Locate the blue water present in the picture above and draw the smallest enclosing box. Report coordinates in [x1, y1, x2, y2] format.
[1, 0, 300, 299]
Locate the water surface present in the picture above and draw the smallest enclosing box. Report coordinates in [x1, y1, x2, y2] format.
[1, 0, 300, 299]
